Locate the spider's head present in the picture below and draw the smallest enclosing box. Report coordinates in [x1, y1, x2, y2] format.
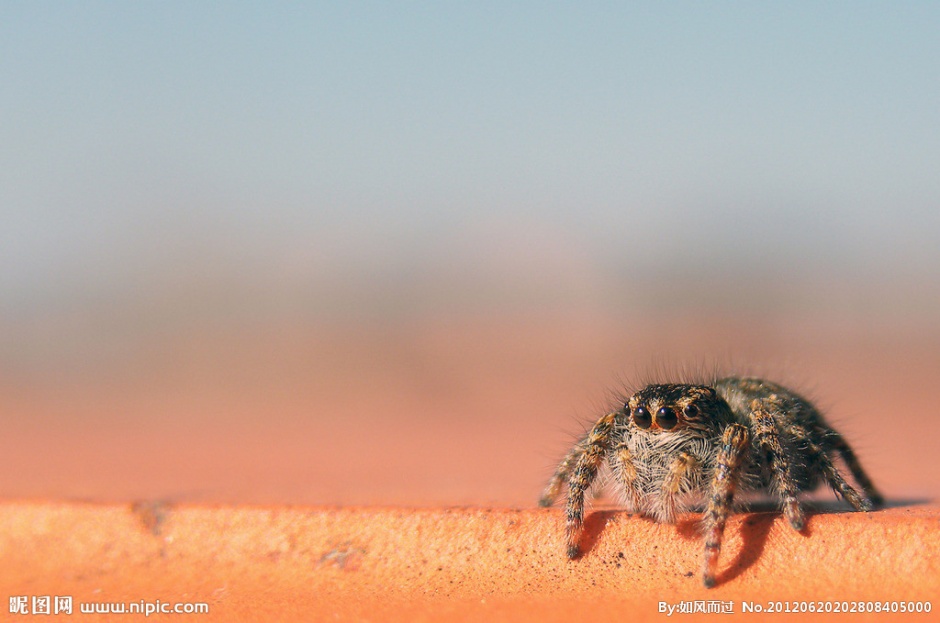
[625, 384, 729, 434]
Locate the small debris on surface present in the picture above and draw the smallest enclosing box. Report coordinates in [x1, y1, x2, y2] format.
[318, 542, 365, 571]
[131, 500, 172, 537]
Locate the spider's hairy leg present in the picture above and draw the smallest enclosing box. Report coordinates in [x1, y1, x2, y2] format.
[701, 423, 749, 589]
[539, 435, 588, 507]
[750, 398, 805, 531]
[611, 441, 642, 512]
[564, 411, 617, 559]
[827, 430, 884, 508]
[786, 424, 875, 512]
[658, 452, 698, 523]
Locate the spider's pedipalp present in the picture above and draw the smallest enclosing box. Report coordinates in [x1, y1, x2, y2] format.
[658, 451, 698, 524]
[610, 440, 642, 512]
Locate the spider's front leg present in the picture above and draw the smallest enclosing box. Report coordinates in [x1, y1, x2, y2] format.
[563, 411, 617, 558]
[702, 423, 749, 588]
[539, 435, 588, 508]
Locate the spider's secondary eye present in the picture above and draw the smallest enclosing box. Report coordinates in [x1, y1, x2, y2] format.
[657, 406, 678, 430]
[683, 404, 699, 419]
[633, 406, 652, 429]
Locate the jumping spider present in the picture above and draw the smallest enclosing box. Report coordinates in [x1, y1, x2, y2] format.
[539, 376, 883, 587]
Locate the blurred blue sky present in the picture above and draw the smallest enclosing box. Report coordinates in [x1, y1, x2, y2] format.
[2, 3, 939, 325]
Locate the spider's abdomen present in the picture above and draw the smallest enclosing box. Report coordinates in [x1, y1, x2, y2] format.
[716, 377, 822, 430]
[715, 376, 830, 493]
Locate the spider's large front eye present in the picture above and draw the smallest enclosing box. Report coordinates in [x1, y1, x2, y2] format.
[633, 406, 652, 429]
[657, 406, 678, 430]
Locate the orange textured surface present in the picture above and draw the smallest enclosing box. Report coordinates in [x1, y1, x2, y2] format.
[1, 502, 938, 622]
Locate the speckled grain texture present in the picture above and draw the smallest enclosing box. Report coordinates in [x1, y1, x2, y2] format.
[1, 502, 938, 621]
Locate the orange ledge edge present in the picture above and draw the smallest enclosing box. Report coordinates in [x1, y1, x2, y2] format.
[1, 501, 938, 622]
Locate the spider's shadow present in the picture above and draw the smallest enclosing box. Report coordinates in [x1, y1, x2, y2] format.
[716, 497, 930, 585]
[573, 510, 623, 558]
[574, 497, 928, 587]
[709, 511, 777, 586]
[572, 508, 782, 586]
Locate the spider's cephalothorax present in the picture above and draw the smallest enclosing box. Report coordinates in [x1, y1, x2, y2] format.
[539, 376, 883, 588]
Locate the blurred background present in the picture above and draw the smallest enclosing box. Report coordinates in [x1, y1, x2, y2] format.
[2, 3, 938, 507]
